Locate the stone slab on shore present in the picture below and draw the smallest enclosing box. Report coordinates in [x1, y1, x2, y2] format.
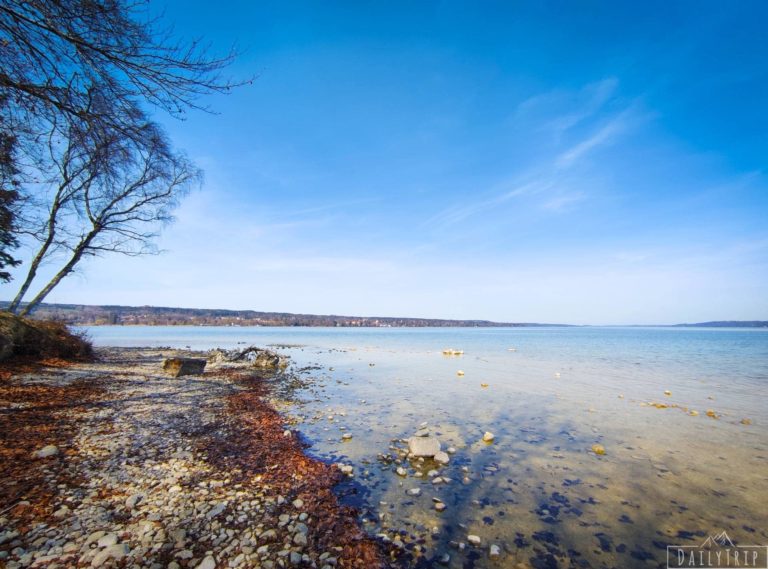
[162, 357, 207, 377]
[0, 347, 390, 569]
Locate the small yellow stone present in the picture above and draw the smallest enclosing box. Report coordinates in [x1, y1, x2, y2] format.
[741, 418, 752, 425]
[457, 370, 465, 376]
[664, 390, 672, 396]
[591, 444, 606, 456]
[689, 410, 699, 416]
[480, 383, 489, 388]
[706, 409, 719, 419]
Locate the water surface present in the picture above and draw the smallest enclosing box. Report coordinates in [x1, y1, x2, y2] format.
[85, 326, 768, 568]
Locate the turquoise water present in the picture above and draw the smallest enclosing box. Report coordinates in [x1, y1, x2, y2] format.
[84, 326, 768, 568]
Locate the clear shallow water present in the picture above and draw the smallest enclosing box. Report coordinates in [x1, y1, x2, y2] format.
[85, 326, 768, 568]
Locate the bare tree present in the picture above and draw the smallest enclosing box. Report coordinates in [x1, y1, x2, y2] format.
[11, 117, 201, 316]
[0, 0, 246, 311]
[0, 0, 244, 132]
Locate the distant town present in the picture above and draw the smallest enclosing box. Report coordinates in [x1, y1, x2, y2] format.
[13, 303, 554, 327]
[4, 303, 766, 328]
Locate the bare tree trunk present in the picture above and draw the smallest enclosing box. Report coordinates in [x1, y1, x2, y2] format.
[8, 212, 60, 313]
[19, 229, 97, 317]
[8, 124, 93, 313]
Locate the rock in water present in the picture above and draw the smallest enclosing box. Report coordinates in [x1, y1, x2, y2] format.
[408, 436, 441, 457]
[163, 358, 206, 377]
[482, 432, 495, 443]
[434, 451, 450, 464]
[251, 350, 287, 369]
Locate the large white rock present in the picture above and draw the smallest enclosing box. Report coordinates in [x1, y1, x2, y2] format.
[434, 451, 450, 464]
[33, 445, 59, 458]
[408, 436, 441, 457]
[91, 544, 129, 566]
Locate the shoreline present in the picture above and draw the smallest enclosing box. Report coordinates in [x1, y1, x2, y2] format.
[0, 347, 394, 569]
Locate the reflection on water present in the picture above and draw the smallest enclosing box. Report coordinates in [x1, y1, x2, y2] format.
[86, 326, 768, 568]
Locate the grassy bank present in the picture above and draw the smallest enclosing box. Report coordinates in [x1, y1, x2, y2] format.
[0, 312, 93, 364]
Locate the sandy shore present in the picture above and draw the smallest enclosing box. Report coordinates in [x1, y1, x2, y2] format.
[0, 348, 392, 569]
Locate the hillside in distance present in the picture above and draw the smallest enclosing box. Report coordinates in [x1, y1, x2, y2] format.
[13, 302, 562, 328]
[672, 320, 768, 328]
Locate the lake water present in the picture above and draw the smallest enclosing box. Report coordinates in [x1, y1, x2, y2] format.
[84, 326, 768, 569]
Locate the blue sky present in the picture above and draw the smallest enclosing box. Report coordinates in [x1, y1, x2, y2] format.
[5, 1, 768, 324]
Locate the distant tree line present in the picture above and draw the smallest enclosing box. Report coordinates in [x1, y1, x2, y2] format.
[20, 302, 541, 327]
[0, 0, 246, 314]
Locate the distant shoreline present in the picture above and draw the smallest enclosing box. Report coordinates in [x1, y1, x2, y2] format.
[2, 301, 572, 328]
[2, 302, 766, 328]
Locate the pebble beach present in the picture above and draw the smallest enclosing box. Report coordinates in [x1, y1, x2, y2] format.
[0, 348, 390, 569]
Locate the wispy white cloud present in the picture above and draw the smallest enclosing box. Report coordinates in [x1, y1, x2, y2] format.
[555, 109, 634, 168]
[286, 196, 383, 218]
[426, 180, 550, 227]
[515, 77, 619, 138]
[428, 90, 643, 227]
[541, 191, 586, 212]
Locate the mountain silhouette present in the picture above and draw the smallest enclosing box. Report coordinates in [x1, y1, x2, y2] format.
[701, 532, 736, 548]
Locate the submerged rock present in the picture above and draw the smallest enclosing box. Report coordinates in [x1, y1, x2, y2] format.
[408, 436, 441, 457]
[434, 451, 450, 465]
[482, 432, 495, 443]
[442, 348, 464, 356]
[591, 444, 606, 456]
